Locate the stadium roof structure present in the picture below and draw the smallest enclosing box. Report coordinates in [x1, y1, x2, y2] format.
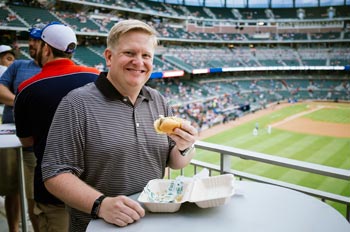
[145, 0, 349, 8]
[1, 0, 349, 78]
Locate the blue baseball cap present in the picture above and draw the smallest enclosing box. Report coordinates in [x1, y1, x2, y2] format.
[28, 23, 46, 39]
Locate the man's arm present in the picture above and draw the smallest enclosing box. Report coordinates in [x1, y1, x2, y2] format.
[0, 84, 15, 106]
[45, 173, 104, 214]
[44, 173, 145, 227]
[18, 137, 34, 148]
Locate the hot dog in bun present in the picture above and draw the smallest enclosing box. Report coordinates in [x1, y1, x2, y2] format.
[154, 116, 184, 134]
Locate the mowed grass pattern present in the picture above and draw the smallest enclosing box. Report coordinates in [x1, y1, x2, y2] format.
[173, 102, 350, 217]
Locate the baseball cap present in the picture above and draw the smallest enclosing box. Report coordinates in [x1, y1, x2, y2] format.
[0, 45, 15, 56]
[41, 22, 77, 54]
[28, 23, 46, 39]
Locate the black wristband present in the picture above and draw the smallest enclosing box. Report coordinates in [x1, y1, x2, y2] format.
[91, 195, 106, 219]
[179, 144, 195, 156]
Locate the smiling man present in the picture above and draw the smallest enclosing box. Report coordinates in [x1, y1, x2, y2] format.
[41, 19, 198, 232]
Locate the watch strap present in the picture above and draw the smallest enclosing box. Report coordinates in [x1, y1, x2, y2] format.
[91, 195, 106, 219]
[179, 144, 195, 156]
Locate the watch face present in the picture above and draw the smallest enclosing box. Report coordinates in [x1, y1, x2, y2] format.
[180, 144, 194, 156]
[180, 148, 189, 156]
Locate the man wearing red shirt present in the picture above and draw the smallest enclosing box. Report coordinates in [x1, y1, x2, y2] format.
[14, 22, 100, 232]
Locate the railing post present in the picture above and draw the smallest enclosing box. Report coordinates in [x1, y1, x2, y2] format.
[167, 167, 171, 179]
[220, 152, 231, 174]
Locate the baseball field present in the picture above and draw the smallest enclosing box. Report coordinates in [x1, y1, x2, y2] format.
[172, 101, 350, 217]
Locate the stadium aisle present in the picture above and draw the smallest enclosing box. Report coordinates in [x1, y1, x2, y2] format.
[0, 196, 34, 232]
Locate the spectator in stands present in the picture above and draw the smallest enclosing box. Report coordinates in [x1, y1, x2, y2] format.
[0, 23, 44, 232]
[41, 19, 197, 231]
[0, 45, 15, 75]
[14, 22, 100, 232]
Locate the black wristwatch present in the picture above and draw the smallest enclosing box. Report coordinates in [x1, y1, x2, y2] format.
[179, 144, 195, 156]
[91, 195, 106, 219]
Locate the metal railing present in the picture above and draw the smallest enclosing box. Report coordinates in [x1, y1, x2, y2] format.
[169, 140, 350, 221]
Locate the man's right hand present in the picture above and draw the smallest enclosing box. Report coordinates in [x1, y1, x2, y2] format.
[99, 195, 145, 227]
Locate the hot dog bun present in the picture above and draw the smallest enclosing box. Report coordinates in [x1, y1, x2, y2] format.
[154, 116, 183, 134]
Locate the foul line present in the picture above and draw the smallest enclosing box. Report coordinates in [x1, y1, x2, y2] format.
[271, 105, 325, 127]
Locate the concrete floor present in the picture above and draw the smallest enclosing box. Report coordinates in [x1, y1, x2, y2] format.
[0, 196, 34, 232]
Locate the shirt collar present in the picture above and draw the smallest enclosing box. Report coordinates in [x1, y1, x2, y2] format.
[95, 72, 153, 102]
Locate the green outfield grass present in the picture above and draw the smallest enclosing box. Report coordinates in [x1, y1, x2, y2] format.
[172, 102, 350, 217]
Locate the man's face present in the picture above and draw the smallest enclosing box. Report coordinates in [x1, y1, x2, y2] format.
[28, 37, 41, 60]
[105, 30, 155, 94]
[0, 52, 15, 67]
[35, 41, 48, 68]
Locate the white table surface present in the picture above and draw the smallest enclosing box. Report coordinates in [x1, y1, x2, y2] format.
[86, 180, 350, 232]
[0, 123, 28, 232]
[0, 123, 21, 148]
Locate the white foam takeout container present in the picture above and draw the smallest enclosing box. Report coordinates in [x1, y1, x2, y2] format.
[137, 174, 235, 213]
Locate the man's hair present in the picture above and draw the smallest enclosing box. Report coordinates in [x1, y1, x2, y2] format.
[40, 41, 73, 59]
[107, 19, 158, 50]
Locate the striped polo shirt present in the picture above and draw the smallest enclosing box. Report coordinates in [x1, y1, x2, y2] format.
[42, 72, 175, 231]
[14, 59, 99, 205]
